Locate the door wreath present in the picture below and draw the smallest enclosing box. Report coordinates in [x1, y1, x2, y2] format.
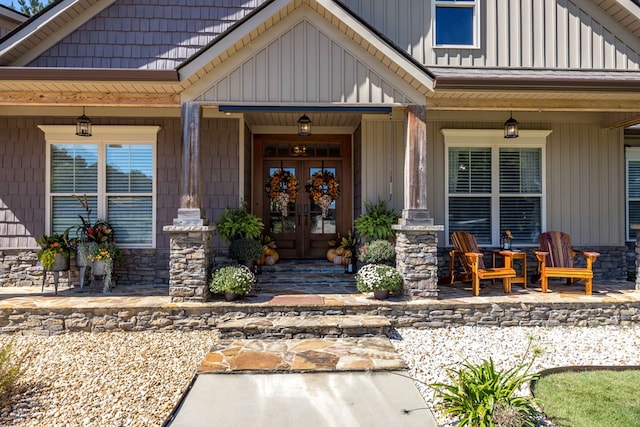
[305, 170, 340, 218]
[265, 169, 298, 217]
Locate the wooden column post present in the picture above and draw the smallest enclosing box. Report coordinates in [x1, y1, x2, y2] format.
[400, 104, 433, 225]
[175, 102, 207, 225]
[392, 105, 443, 299]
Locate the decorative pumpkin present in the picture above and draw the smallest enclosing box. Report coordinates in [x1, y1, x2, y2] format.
[263, 245, 279, 263]
[335, 247, 346, 256]
[327, 248, 337, 263]
[333, 255, 343, 265]
[265, 255, 276, 265]
[341, 250, 352, 265]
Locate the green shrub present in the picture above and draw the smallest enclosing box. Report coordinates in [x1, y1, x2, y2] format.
[215, 204, 264, 242]
[357, 239, 395, 264]
[228, 238, 264, 262]
[354, 199, 399, 242]
[430, 340, 542, 427]
[0, 339, 30, 405]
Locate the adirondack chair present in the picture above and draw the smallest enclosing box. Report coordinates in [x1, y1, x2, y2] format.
[535, 231, 600, 295]
[447, 231, 517, 296]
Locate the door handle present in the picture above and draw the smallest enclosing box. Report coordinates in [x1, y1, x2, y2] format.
[297, 204, 302, 226]
[304, 204, 309, 225]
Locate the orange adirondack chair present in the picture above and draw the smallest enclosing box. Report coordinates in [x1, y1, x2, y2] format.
[535, 231, 600, 295]
[447, 231, 516, 296]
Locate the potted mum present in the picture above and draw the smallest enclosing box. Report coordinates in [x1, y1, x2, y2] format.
[36, 232, 72, 271]
[209, 264, 255, 301]
[90, 241, 123, 293]
[357, 239, 396, 266]
[355, 263, 403, 300]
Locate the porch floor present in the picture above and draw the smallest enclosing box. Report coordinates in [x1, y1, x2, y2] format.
[1, 274, 638, 311]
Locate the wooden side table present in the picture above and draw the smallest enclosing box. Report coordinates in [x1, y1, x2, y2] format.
[492, 250, 527, 288]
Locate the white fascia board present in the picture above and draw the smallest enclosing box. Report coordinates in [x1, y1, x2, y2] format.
[0, 0, 117, 66]
[315, 0, 433, 92]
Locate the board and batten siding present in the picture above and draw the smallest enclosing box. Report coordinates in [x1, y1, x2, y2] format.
[359, 114, 406, 215]
[425, 113, 625, 247]
[193, 18, 419, 104]
[343, 0, 640, 69]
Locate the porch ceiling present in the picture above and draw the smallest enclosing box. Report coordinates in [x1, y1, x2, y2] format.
[242, 110, 362, 128]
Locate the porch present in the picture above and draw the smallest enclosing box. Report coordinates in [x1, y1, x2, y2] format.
[1, 260, 639, 335]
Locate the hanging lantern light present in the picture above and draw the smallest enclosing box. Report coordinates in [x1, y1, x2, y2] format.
[76, 107, 92, 137]
[297, 114, 312, 136]
[504, 112, 519, 139]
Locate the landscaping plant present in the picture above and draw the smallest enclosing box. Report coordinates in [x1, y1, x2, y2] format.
[357, 239, 395, 264]
[215, 203, 264, 242]
[430, 340, 543, 427]
[354, 199, 399, 242]
[355, 263, 403, 293]
[0, 339, 30, 406]
[209, 265, 255, 296]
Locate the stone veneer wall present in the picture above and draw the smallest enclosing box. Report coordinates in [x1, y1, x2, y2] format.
[1, 302, 639, 335]
[394, 226, 441, 299]
[0, 249, 169, 288]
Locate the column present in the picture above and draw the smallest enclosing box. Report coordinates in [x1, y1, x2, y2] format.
[392, 105, 443, 299]
[164, 102, 213, 302]
[633, 225, 640, 290]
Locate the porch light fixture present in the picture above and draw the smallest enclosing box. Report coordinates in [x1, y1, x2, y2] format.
[75, 107, 92, 137]
[504, 112, 519, 139]
[297, 114, 312, 136]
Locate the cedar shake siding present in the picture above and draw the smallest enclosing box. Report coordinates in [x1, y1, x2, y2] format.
[0, 116, 241, 286]
[28, 0, 270, 70]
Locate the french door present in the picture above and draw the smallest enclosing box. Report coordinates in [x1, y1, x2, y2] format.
[254, 135, 352, 259]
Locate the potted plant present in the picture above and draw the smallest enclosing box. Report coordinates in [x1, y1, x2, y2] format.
[357, 239, 396, 266]
[67, 194, 114, 265]
[354, 199, 400, 242]
[256, 234, 279, 267]
[355, 263, 403, 299]
[90, 241, 123, 293]
[36, 232, 72, 271]
[228, 237, 264, 271]
[209, 264, 255, 301]
[215, 203, 264, 242]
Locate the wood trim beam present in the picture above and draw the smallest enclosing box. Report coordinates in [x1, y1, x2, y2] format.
[427, 97, 640, 112]
[0, 92, 180, 107]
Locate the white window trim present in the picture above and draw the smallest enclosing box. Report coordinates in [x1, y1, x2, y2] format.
[625, 147, 640, 241]
[442, 129, 551, 247]
[38, 125, 160, 248]
[432, 0, 480, 49]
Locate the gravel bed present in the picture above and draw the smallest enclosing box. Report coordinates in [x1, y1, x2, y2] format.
[1, 326, 639, 426]
[391, 325, 640, 425]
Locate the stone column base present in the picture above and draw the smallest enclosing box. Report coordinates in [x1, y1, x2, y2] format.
[392, 223, 444, 299]
[633, 225, 640, 291]
[163, 225, 215, 302]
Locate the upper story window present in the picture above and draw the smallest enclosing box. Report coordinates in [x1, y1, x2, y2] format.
[434, 0, 479, 48]
[38, 125, 160, 248]
[443, 129, 551, 247]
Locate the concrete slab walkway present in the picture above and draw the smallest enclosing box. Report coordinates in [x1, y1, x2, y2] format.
[166, 371, 437, 427]
[166, 337, 438, 426]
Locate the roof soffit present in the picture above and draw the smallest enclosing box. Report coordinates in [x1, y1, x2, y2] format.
[0, 0, 116, 67]
[178, 0, 434, 103]
[595, 0, 640, 38]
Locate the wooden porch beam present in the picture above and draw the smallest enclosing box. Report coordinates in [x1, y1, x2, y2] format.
[180, 102, 203, 210]
[427, 96, 640, 112]
[0, 91, 180, 107]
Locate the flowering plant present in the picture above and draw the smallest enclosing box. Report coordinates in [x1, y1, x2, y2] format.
[305, 170, 340, 218]
[265, 169, 299, 217]
[35, 233, 72, 270]
[209, 265, 255, 296]
[355, 263, 403, 293]
[91, 242, 123, 262]
[357, 239, 395, 264]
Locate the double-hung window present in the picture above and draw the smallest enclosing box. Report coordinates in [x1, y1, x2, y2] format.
[39, 125, 160, 247]
[626, 147, 640, 241]
[433, 0, 479, 47]
[443, 130, 549, 247]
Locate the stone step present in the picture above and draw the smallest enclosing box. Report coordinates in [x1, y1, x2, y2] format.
[198, 336, 406, 373]
[260, 259, 350, 274]
[216, 314, 390, 339]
